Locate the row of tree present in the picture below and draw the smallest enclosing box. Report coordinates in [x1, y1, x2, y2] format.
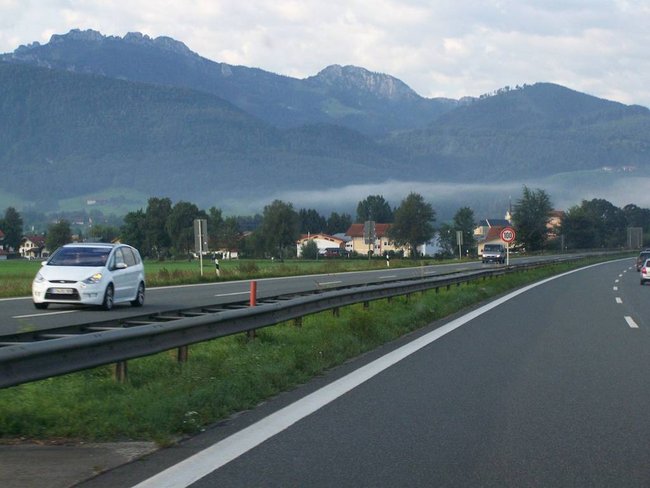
[4, 188, 650, 259]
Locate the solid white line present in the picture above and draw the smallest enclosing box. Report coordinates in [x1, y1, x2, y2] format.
[131, 261, 610, 488]
[625, 316, 639, 329]
[12, 310, 79, 319]
[318, 281, 342, 286]
[616, 297, 623, 304]
[214, 292, 248, 297]
[379, 275, 398, 279]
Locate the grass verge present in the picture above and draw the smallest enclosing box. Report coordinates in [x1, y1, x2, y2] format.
[0, 256, 617, 444]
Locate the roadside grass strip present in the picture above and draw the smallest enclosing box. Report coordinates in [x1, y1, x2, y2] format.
[0, 257, 622, 443]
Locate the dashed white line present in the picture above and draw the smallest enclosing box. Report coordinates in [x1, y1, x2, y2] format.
[615, 279, 620, 283]
[613, 286, 619, 291]
[625, 316, 639, 329]
[616, 297, 623, 304]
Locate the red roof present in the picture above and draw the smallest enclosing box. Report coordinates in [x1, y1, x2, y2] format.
[24, 235, 46, 247]
[346, 223, 392, 238]
[484, 226, 506, 242]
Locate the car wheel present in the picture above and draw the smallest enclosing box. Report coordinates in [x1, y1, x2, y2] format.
[33, 302, 48, 310]
[102, 284, 114, 311]
[131, 282, 145, 307]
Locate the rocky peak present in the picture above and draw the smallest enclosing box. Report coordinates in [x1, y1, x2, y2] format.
[311, 64, 420, 101]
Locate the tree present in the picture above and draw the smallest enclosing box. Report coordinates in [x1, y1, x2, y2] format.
[207, 207, 224, 250]
[46, 220, 72, 252]
[144, 197, 172, 258]
[580, 198, 626, 247]
[166, 201, 203, 255]
[436, 222, 456, 257]
[388, 193, 436, 258]
[512, 186, 552, 251]
[121, 209, 147, 250]
[453, 207, 476, 256]
[2, 207, 23, 251]
[87, 223, 119, 243]
[298, 208, 326, 234]
[356, 195, 394, 223]
[561, 205, 598, 249]
[219, 216, 241, 257]
[326, 212, 352, 235]
[300, 239, 319, 259]
[259, 200, 300, 258]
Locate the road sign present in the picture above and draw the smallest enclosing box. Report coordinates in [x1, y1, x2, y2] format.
[500, 227, 516, 243]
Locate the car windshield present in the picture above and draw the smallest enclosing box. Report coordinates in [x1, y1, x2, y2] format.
[48, 247, 111, 267]
[484, 245, 502, 251]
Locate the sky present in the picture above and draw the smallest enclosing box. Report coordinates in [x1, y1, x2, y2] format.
[1, 0, 650, 107]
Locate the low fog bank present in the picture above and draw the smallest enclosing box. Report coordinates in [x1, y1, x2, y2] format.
[252, 173, 650, 222]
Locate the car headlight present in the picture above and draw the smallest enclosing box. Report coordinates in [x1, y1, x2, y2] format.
[34, 272, 45, 283]
[83, 273, 103, 284]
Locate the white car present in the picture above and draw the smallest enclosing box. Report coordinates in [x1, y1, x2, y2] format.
[641, 258, 650, 286]
[32, 243, 145, 310]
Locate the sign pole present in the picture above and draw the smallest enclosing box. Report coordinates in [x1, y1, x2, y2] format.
[499, 227, 516, 266]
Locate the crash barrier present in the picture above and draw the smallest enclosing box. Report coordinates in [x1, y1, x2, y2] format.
[0, 256, 605, 388]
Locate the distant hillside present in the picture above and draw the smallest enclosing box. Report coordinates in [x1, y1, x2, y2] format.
[0, 62, 396, 208]
[3, 30, 650, 215]
[386, 83, 650, 180]
[1, 29, 457, 135]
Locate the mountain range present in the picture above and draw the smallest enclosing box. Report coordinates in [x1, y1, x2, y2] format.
[1, 29, 649, 215]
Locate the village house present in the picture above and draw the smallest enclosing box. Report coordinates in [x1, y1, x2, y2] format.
[19, 235, 48, 260]
[296, 233, 347, 257]
[474, 212, 512, 255]
[345, 223, 409, 256]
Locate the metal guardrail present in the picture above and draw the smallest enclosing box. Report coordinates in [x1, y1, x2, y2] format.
[0, 256, 601, 388]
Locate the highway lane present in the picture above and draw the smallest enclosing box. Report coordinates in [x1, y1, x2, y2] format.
[76, 256, 650, 487]
[0, 257, 520, 336]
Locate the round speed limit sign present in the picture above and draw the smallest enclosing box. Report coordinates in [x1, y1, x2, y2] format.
[500, 227, 516, 243]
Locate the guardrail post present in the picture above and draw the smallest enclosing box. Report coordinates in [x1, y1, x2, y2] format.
[332, 307, 340, 317]
[294, 317, 303, 328]
[363, 301, 370, 309]
[247, 281, 258, 340]
[114, 361, 127, 383]
[177, 345, 189, 363]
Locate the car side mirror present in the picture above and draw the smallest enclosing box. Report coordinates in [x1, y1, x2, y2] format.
[114, 262, 128, 270]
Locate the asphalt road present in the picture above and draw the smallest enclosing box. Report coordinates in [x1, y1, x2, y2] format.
[74, 256, 650, 487]
[0, 256, 548, 336]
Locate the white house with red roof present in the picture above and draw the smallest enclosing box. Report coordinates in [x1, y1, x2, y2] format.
[296, 233, 347, 257]
[345, 223, 410, 256]
[19, 235, 49, 259]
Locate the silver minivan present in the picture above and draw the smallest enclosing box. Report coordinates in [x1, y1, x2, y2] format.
[32, 243, 145, 310]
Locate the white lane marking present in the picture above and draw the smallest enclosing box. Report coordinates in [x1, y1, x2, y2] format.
[613, 286, 618, 291]
[380, 275, 397, 279]
[13, 310, 79, 319]
[616, 297, 623, 304]
[131, 261, 611, 488]
[615, 279, 620, 283]
[625, 316, 639, 329]
[214, 292, 249, 297]
[318, 281, 342, 286]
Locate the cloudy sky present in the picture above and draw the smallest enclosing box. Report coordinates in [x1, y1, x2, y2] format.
[1, 0, 649, 107]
